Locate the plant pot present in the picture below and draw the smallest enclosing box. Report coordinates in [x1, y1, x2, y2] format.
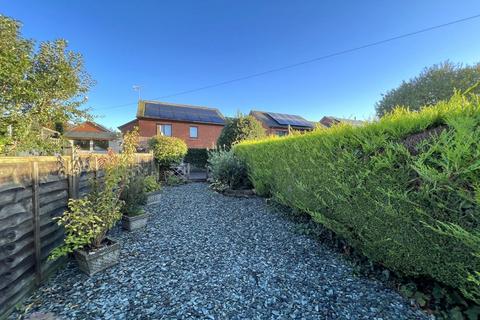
[122, 213, 149, 231]
[147, 190, 162, 205]
[73, 237, 120, 276]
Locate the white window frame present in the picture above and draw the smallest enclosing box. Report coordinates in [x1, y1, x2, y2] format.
[157, 124, 172, 136]
[189, 126, 198, 139]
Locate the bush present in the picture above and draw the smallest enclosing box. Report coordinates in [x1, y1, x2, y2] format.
[208, 149, 251, 190]
[165, 174, 186, 186]
[50, 129, 139, 259]
[235, 93, 480, 304]
[184, 148, 209, 168]
[217, 114, 265, 149]
[143, 175, 161, 193]
[148, 135, 188, 168]
[375, 61, 480, 116]
[120, 175, 147, 216]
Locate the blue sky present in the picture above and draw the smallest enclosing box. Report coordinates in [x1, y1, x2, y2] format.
[3, 1, 480, 129]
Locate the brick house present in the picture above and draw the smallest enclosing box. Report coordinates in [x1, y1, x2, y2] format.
[319, 116, 365, 128]
[64, 121, 120, 152]
[250, 110, 315, 136]
[118, 101, 226, 149]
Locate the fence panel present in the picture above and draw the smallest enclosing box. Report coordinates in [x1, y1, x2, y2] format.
[0, 153, 154, 318]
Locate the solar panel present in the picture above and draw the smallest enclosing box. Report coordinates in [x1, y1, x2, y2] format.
[144, 103, 225, 124]
[266, 112, 314, 128]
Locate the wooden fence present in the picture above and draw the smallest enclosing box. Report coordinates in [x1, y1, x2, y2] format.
[0, 153, 154, 318]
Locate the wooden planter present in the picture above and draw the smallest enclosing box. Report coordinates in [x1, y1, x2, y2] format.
[122, 213, 149, 231]
[146, 190, 162, 205]
[73, 237, 120, 276]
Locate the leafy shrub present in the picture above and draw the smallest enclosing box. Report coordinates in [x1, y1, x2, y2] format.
[375, 61, 480, 116]
[120, 175, 147, 216]
[184, 148, 209, 168]
[148, 135, 188, 168]
[217, 114, 265, 149]
[235, 93, 480, 304]
[50, 128, 139, 259]
[144, 175, 161, 193]
[165, 174, 186, 186]
[208, 149, 251, 190]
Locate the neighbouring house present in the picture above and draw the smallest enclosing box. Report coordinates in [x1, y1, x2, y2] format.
[250, 110, 315, 136]
[64, 121, 120, 153]
[118, 101, 226, 149]
[319, 116, 365, 128]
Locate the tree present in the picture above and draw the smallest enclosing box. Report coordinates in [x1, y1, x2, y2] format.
[0, 15, 93, 155]
[375, 61, 480, 116]
[148, 135, 188, 169]
[217, 114, 266, 149]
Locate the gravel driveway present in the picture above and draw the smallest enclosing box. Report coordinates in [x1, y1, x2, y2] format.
[11, 183, 428, 320]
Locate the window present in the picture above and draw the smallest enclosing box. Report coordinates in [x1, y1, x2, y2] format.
[93, 140, 109, 151]
[276, 130, 287, 136]
[189, 126, 198, 138]
[74, 140, 90, 150]
[157, 124, 172, 136]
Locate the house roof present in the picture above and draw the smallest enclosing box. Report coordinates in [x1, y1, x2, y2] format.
[64, 121, 117, 141]
[319, 116, 365, 128]
[250, 110, 315, 129]
[137, 100, 225, 125]
[117, 119, 138, 130]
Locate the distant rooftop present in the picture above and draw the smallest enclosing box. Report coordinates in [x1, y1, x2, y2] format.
[138, 100, 225, 125]
[250, 110, 315, 129]
[319, 116, 365, 128]
[64, 121, 117, 141]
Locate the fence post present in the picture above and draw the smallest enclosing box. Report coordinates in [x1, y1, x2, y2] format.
[31, 161, 42, 285]
[150, 154, 155, 175]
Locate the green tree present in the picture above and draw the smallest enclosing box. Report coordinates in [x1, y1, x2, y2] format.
[217, 114, 265, 149]
[375, 61, 480, 116]
[0, 15, 93, 155]
[148, 135, 188, 169]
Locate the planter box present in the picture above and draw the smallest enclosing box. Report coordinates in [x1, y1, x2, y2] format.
[147, 190, 162, 205]
[74, 237, 120, 276]
[122, 213, 149, 231]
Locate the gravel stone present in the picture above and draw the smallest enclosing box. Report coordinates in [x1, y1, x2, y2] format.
[10, 183, 428, 320]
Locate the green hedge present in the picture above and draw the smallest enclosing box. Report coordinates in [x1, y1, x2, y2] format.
[235, 93, 480, 303]
[184, 148, 209, 168]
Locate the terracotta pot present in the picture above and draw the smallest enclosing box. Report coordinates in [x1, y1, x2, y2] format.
[74, 237, 120, 276]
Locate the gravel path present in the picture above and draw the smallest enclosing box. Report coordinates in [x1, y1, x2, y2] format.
[11, 183, 428, 320]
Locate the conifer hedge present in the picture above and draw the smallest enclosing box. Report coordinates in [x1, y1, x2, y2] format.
[235, 93, 480, 303]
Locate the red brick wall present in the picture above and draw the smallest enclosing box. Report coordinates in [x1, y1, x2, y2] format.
[118, 120, 138, 133]
[122, 118, 224, 149]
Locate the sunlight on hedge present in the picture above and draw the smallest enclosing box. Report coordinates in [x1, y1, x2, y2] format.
[235, 93, 480, 303]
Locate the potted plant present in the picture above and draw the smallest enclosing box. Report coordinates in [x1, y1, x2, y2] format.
[49, 129, 139, 275]
[120, 175, 149, 231]
[144, 174, 162, 204]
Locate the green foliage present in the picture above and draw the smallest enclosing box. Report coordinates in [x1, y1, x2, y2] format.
[235, 93, 480, 304]
[0, 15, 93, 155]
[120, 175, 147, 216]
[165, 174, 186, 186]
[143, 175, 161, 193]
[148, 135, 188, 168]
[376, 61, 480, 116]
[217, 114, 266, 149]
[184, 148, 209, 168]
[50, 129, 139, 259]
[208, 149, 251, 190]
